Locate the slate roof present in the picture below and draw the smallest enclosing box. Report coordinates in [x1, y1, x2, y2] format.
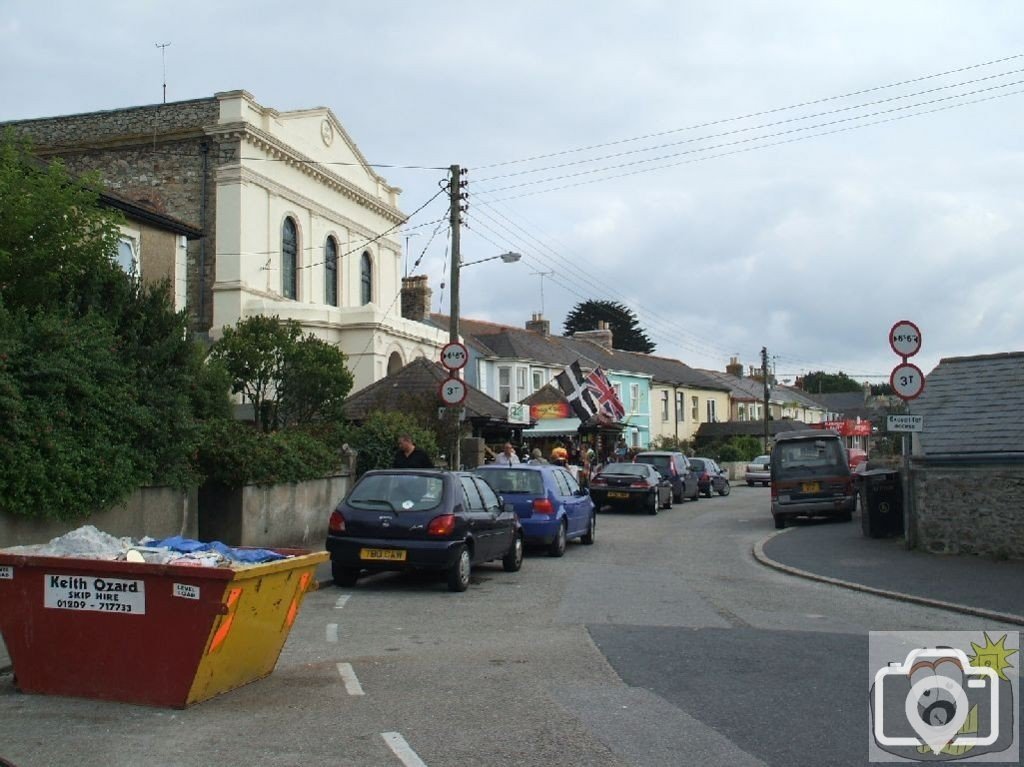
[430, 314, 729, 391]
[695, 419, 811, 441]
[913, 351, 1024, 456]
[343, 356, 510, 423]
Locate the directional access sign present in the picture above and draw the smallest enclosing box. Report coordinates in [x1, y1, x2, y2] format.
[888, 414, 924, 432]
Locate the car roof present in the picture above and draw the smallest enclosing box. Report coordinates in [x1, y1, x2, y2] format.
[634, 451, 680, 456]
[773, 429, 842, 443]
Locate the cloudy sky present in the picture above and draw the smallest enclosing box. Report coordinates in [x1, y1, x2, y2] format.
[3, 1, 1023, 383]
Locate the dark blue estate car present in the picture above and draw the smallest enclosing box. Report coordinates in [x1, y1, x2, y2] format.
[326, 469, 523, 592]
[474, 464, 596, 556]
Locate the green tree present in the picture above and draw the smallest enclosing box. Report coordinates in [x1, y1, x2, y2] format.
[208, 315, 353, 431]
[563, 299, 655, 353]
[799, 370, 864, 394]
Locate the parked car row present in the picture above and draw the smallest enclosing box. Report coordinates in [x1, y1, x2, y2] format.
[326, 464, 598, 592]
[325, 452, 740, 592]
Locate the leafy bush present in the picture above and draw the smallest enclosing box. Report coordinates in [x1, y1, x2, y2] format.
[196, 420, 345, 487]
[347, 410, 437, 476]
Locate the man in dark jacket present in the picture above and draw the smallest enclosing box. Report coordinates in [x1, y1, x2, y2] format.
[393, 434, 433, 469]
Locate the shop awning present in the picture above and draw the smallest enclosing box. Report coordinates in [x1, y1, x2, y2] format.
[522, 417, 581, 437]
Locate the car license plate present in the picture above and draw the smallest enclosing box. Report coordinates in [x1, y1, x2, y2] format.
[801, 482, 820, 493]
[608, 491, 629, 499]
[360, 548, 406, 562]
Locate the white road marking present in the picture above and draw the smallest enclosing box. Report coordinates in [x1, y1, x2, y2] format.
[381, 732, 427, 767]
[336, 662, 365, 696]
[326, 623, 339, 643]
[334, 594, 350, 609]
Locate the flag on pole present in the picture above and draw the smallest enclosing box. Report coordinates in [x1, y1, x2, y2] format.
[585, 367, 625, 421]
[555, 361, 598, 422]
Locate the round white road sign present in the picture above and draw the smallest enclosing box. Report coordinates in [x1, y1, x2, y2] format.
[440, 342, 469, 370]
[889, 320, 922, 358]
[890, 362, 925, 400]
[439, 376, 467, 405]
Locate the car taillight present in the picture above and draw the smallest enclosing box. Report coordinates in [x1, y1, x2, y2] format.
[630, 480, 649, 488]
[532, 498, 554, 515]
[590, 476, 606, 487]
[427, 514, 456, 536]
[329, 509, 346, 533]
[700, 471, 709, 481]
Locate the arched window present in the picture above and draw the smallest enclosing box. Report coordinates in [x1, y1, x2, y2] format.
[387, 352, 403, 376]
[282, 217, 298, 300]
[325, 236, 338, 306]
[360, 251, 372, 305]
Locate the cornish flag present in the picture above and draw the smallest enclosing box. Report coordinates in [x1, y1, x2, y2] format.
[586, 367, 625, 421]
[555, 361, 598, 422]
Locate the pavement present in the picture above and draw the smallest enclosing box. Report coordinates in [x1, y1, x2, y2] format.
[755, 513, 1024, 625]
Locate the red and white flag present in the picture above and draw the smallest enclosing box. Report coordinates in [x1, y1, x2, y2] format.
[585, 367, 625, 421]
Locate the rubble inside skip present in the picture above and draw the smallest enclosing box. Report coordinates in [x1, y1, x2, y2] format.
[1, 525, 291, 567]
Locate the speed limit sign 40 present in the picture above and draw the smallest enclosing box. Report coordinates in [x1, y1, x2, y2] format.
[890, 362, 925, 400]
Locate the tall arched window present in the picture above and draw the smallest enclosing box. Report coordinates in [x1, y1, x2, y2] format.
[282, 217, 298, 300]
[360, 251, 372, 305]
[325, 236, 338, 306]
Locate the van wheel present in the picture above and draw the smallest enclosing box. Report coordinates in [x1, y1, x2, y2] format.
[773, 515, 786, 530]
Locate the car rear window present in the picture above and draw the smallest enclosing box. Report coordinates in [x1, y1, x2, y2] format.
[599, 463, 649, 477]
[689, 459, 706, 471]
[635, 455, 670, 473]
[772, 439, 849, 479]
[475, 468, 544, 496]
[348, 473, 443, 511]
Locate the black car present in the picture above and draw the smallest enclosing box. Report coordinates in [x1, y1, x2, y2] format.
[326, 469, 524, 592]
[589, 463, 672, 515]
[689, 457, 731, 498]
[632, 451, 700, 502]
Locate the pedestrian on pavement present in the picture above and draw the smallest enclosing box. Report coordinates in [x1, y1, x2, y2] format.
[550, 445, 568, 465]
[493, 442, 521, 466]
[528, 448, 548, 465]
[393, 434, 433, 469]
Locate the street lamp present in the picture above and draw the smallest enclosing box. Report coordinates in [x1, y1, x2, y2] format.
[448, 251, 522, 468]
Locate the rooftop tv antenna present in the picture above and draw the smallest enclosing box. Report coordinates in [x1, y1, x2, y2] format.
[530, 270, 554, 315]
[155, 42, 171, 103]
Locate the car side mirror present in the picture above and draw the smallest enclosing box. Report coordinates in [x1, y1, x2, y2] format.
[503, 501, 515, 514]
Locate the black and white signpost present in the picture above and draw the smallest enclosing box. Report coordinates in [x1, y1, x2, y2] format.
[440, 341, 469, 468]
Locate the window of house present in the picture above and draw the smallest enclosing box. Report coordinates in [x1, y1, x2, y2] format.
[516, 367, 527, 399]
[691, 396, 699, 422]
[738, 403, 747, 421]
[613, 382, 622, 402]
[498, 367, 511, 403]
[282, 217, 298, 300]
[676, 392, 685, 422]
[360, 251, 372, 305]
[661, 391, 669, 421]
[325, 236, 338, 306]
[707, 399, 717, 423]
[115, 236, 138, 276]
[532, 369, 544, 393]
[629, 383, 640, 413]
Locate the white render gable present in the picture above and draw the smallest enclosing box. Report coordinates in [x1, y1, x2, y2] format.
[208, 90, 444, 391]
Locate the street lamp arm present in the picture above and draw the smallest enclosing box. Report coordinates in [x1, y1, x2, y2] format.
[460, 251, 522, 268]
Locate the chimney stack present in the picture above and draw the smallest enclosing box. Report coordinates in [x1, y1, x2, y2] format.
[525, 312, 550, 336]
[400, 275, 432, 322]
[726, 356, 743, 378]
[573, 320, 613, 349]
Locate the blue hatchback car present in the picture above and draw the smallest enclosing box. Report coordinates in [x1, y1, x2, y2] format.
[475, 464, 596, 557]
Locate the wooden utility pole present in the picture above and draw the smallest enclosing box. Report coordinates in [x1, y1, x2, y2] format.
[761, 346, 770, 452]
[448, 164, 463, 469]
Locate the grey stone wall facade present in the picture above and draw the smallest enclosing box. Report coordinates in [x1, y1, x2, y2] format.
[911, 463, 1024, 559]
[3, 99, 223, 331]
